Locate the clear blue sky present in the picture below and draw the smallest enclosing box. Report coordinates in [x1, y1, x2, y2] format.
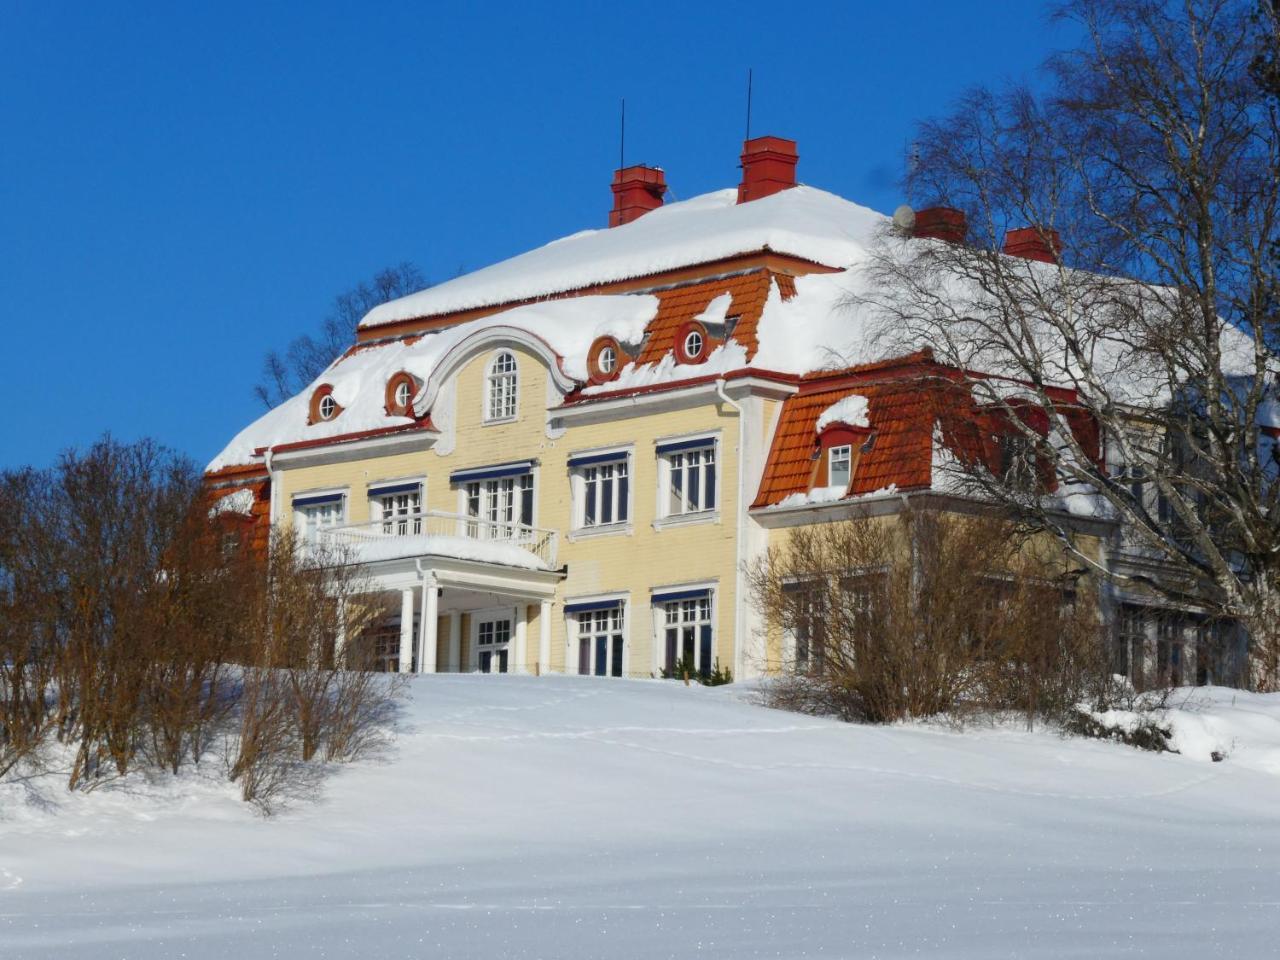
[0, 1, 1076, 471]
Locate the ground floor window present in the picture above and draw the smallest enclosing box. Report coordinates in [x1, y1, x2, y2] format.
[1114, 605, 1244, 690]
[575, 604, 625, 677]
[783, 581, 825, 673]
[660, 593, 714, 676]
[367, 613, 414, 672]
[476, 616, 511, 674]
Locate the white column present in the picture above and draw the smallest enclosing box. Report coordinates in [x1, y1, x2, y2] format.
[448, 612, 462, 674]
[419, 574, 439, 674]
[398, 588, 415, 673]
[514, 603, 528, 673]
[538, 600, 552, 674]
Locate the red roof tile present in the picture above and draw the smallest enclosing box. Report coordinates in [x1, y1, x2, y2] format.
[630, 269, 782, 367]
[753, 354, 1094, 508]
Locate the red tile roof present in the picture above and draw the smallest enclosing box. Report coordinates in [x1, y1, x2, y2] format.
[752, 353, 1098, 508]
[630, 269, 785, 366]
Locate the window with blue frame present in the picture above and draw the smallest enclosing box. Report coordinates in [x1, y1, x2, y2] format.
[657, 437, 716, 518]
[568, 600, 626, 677]
[569, 450, 631, 529]
[656, 590, 714, 675]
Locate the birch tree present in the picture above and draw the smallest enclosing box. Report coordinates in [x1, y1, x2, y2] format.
[865, 0, 1280, 685]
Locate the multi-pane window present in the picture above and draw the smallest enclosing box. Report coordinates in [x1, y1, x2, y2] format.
[485, 351, 518, 421]
[1115, 605, 1146, 688]
[662, 443, 716, 517]
[579, 459, 629, 528]
[785, 582, 825, 673]
[828, 445, 852, 490]
[295, 497, 344, 542]
[374, 489, 421, 535]
[661, 594, 714, 675]
[465, 473, 534, 537]
[576, 604, 625, 677]
[476, 618, 511, 674]
[1156, 615, 1184, 687]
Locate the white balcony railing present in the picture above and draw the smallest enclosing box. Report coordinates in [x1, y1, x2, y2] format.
[317, 510, 559, 570]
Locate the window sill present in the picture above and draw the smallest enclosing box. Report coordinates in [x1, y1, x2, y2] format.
[481, 416, 518, 427]
[653, 511, 720, 531]
[567, 522, 633, 542]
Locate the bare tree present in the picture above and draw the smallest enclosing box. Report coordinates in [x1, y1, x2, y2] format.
[864, 0, 1280, 685]
[254, 262, 427, 408]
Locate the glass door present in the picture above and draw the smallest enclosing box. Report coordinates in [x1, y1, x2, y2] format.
[475, 616, 512, 673]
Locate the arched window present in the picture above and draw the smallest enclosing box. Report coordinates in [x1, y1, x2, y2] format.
[485, 350, 518, 421]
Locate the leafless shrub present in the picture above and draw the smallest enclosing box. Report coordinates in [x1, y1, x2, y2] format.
[750, 509, 1109, 726]
[1, 437, 405, 813]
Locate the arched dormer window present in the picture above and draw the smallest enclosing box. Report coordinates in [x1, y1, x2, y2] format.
[485, 350, 518, 422]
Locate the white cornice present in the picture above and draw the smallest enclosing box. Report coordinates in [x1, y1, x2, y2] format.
[271, 429, 438, 470]
[553, 376, 797, 426]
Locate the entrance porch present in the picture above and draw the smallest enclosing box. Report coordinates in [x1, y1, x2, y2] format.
[319, 511, 564, 674]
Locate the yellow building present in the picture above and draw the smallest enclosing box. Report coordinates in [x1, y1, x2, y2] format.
[206, 136, 1244, 687]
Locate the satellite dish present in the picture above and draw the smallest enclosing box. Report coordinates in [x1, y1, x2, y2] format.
[892, 204, 916, 232]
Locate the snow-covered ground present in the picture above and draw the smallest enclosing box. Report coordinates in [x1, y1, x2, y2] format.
[2, 676, 1279, 958]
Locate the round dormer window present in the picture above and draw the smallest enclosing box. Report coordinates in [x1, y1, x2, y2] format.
[384, 372, 419, 417]
[587, 336, 625, 384]
[674, 320, 711, 364]
[309, 384, 343, 424]
[683, 330, 703, 359]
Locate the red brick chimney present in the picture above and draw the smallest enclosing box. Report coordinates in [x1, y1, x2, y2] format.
[1003, 226, 1061, 264]
[913, 207, 967, 244]
[737, 136, 798, 203]
[610, 165, 667, 227]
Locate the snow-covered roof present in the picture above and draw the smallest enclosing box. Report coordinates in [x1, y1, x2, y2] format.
[359, 186, 885, 328]
[816, 394, 870, 432]
[208, 295, 657, 472]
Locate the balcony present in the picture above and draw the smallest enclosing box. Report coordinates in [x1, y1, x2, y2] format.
[317, 510, 559, 570]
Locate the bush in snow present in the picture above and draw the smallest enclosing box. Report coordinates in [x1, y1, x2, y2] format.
[749, 508, 1111, 726]
[0, 437, 405, 813]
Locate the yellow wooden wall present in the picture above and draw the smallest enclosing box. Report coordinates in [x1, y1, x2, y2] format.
[276, 344, 744, 678]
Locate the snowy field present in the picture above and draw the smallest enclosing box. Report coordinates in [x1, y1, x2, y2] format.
[2, 675, 1279, 959]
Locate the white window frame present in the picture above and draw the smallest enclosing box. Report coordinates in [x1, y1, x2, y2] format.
[654, 590, 716, 676]
[569, 601, 628, 678]
[292, 490, 347, 543]
[317, 394, 337, 420]
[828, 444, 852, 490]
[469, 606, 516, 673]
[369, 479, 424, 536]
[459, 471, 535, 538]
[598, 345, 617, 374]
[682, 329, 704, 360]
[393, 379, 412, 410]
[484, 350, 519, 423]
[656, 436, 718, 523]
[570, 451, 631, 532]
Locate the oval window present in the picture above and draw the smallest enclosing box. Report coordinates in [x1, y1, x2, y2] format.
[683, 330, 704, 360]
[394, 379, 412, 409]
[318, 394, 337, 420]
[599, 345, 616, 374]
